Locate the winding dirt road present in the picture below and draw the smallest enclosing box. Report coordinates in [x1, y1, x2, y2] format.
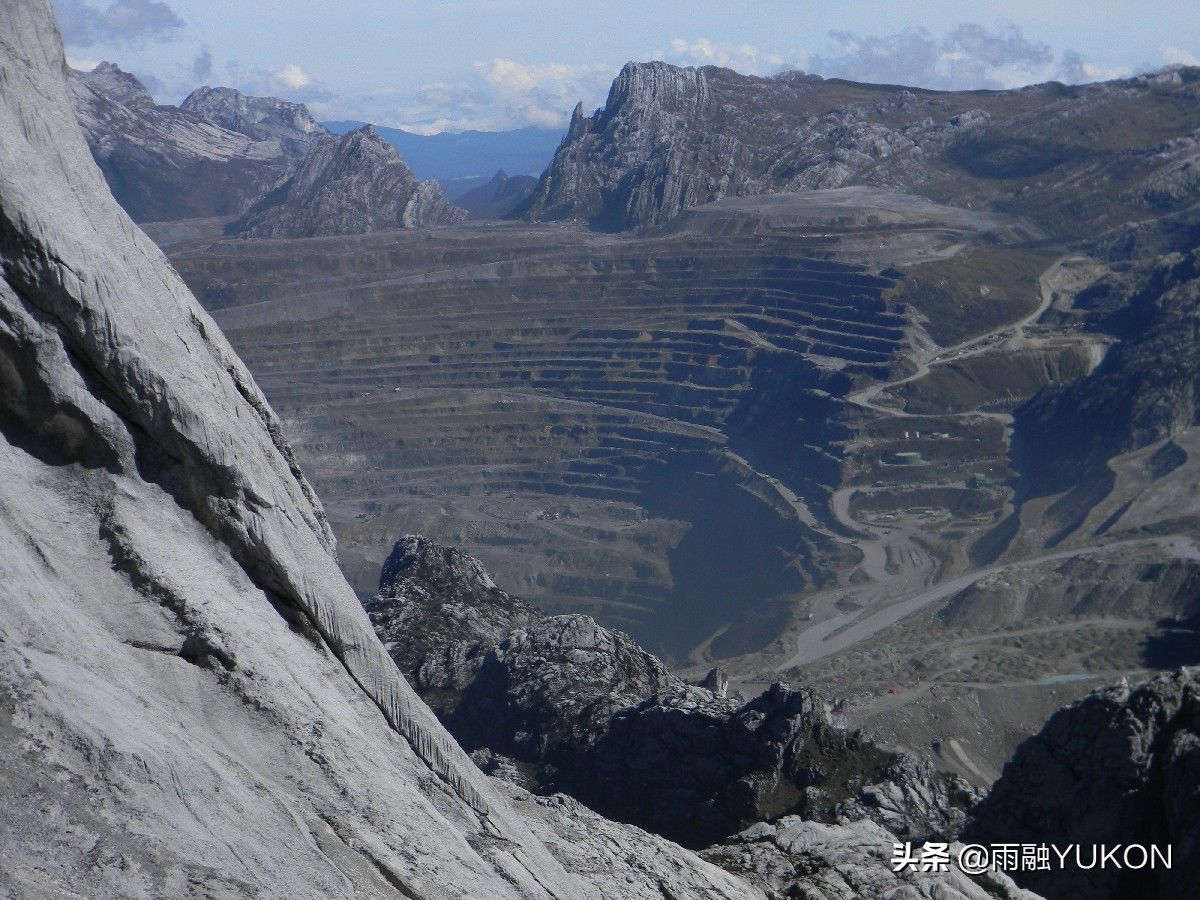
[776, 255, 1130, 671]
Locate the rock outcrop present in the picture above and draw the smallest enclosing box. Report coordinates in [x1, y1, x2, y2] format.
[968, 669, 1200, 899]
[0, 4, 764, 896]
[524, 61, 1200, 233]
[366, 536, 976, 849]
[231, 125, 467, 237]
[706, 818, 1039, 900]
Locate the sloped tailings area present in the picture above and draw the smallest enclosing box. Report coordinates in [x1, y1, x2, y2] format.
[367, 536, 977, 849]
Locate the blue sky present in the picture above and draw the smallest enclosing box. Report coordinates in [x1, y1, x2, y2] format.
[55, 0, 1200, 134]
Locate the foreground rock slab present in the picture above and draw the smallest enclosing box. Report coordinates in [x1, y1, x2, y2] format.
[0, 4, 756, 896]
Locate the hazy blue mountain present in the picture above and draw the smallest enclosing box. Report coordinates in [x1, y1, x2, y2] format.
[454, 170, 539, 218]
[323, 121, 562, 187]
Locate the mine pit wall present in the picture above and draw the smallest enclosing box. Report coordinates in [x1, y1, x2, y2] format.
[167, 227, 911, 661]
[896, 344, 1098, 416]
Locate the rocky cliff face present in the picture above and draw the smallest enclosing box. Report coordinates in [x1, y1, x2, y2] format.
[231, 126, 467, 238]
[0, 4, 768, 896]
[524, 62, 738, 230]
[70, 62, 295, 221]
[968, 668, 1200, 899]
[524, 61, 1200, 233]
[74, 59, 155, 108]
[367, 536, 976, 849]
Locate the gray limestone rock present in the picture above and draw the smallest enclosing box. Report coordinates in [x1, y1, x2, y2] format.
[180, 85, 325, 156]
[507, 787, 766, 900]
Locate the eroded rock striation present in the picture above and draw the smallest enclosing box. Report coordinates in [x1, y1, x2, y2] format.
[367, 536, 976, 849]
[968, 668, 1200, 899]
[231, 125, 467, 238]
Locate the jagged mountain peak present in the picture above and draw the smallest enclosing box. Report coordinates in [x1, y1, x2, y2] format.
[381, 534, 505, 599]
[969, 667, 1200, 898]
[72, 59, 155, 108]
[366, 536, 977, 850]
[68, 65, 470, 233]
[332, 122, 390, 155]
[229, 124, 467, 237]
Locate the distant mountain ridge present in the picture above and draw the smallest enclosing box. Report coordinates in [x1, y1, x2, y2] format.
[454, 170, 539, 219]
[69, 63, 306, 221]
[181, 85, 324, 156]
[525, 60, 1200, 233]
[70, 62, 465, 234]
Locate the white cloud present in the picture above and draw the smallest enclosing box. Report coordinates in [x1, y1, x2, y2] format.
[473, 58, 613, 129]
[647, 25, 1122, 89]
[273, 63, 311, 90]
[374, 57, 613, 133]
[656, 38, 786, 75]
[66, 55, 103, 71]
[54, 0, 183, 47]
[1161, 45, 1199, 67]
[806, 23, 1127, 90]
[218, 60, 334, 106]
